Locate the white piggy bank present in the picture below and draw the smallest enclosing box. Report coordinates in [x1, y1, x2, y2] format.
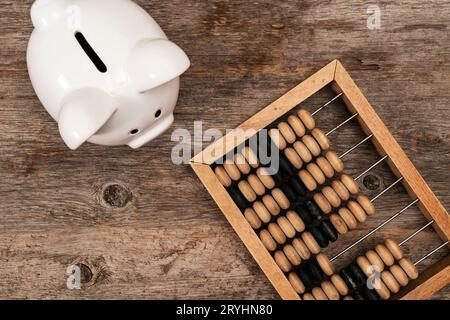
[27, 0, 190, 149]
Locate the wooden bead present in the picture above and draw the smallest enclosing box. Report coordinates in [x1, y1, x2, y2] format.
[325, 151, 344, 173]
[331, 274, 349, 296]
[343, 296, 353, 300]
[302, 135, 321, 157]
[381, 270, 400, 294]
[307, 163, 326, 185]
[247, 174, 266, 196]
[286, 210, 305, 233]
[385, 239, 404, 261]
[399, 258, 419, 280]
[253, 201, 271, 223]
[357, 195, 375, 216]
[292, 238, 311, 260]
[302, 231, 321, 255]
[298, 170, 317, 191]
[288, 115, 306, 137]
[278, 122, 296, 144]
[277, 216, 296, 238]
[357, 256, 376, 277]
[322, 186, 342, 208]
[238, 180, 257, 202]
[347, 201, 367, 223]
[268, 128, 287, 150]
[338, 207, 358, 230]
[390, 265, 409, 287]
[293, 141, 313, 163]
[311, 128, 330, 151]
[233, 153, 251, 175]
[331, 180, 350, 201]
[375, 244, 395, 267]
[262, 195, 281, 216]
[302, 293, 315, 300]
[283, 244, 302, 266]
[312, 287, 328, 300]
[274, 250, 292, 272]
[316, 254, 334, 276]
[297, 109, 315, 130]
[223, 160, 241, 181]
[284, 147, 303, 169]
[340, 174, 359, 194]
[214, 166, 232, 187]
[268, 222, 287, 245]
[375, 281, 391, 300]
[259, 229, 277, 251]
[330, 213, 348, 235]
[365, 250, 385, 272]
[244, 208, 262, 229]
[271, 188, 290, 210]
[316, 157, 335, 179]
[321, 281, 340, 300]
[242, 146, 259, 168]
[289, 272, 306, 294]
[256, 167, 276, 190]
[313, 193, 332, 214]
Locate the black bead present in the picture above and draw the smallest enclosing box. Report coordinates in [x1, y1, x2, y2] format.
[296, 267, 313, 289]
[280, 183, 297, 202]
[340, 268, 357, 291]
[320, 220, 339, 242]
[310, 226, 329, 248]
[295, 205, 313, 225]
[228, 187, 248, 211]
[289, 176, 307, 197]
[278, 153, 297, 177]
[348, 263, 366, 287]
[362, 286, 380, 301]
[306, 260, 324, 283]
[352, 289, 365, 300]
[306, 200, 323, 220]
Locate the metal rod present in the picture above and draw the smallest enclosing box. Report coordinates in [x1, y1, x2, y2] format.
[414, 241, 449, 266]
[339, 134, 374, 159]
[354, 155, 389, 180]
[370, 177, 404, 203]
[399, 220, 435, 246]
[326, 113, 359, 136]
[311, 93, 344, 116]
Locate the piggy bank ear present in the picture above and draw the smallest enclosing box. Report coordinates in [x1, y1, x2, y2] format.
[58, 89, 117, 150]
[128, 39, 190, 92]
[31, 0, 68, 29]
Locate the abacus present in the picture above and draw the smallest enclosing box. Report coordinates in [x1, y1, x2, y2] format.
[190, 60, 450, 300]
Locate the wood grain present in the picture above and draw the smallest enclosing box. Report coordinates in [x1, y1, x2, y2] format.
[0, 0, 449, 299]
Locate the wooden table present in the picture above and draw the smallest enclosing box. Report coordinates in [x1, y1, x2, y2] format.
[0, 0, 448, 299]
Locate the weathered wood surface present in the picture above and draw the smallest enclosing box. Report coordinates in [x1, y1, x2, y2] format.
[0, 0, 449, 299]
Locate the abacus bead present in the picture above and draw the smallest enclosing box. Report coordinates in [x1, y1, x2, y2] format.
[340, 269, 357, 291]
[321, 281, 340, 300]
[242, 146, 259, 168]
[302, 135, 321, 157]
[289, 272, 306, 294]
[286, 210, 305, 233]
[279, 153, 297, 177]
[302, 293, 315, 300]
[390, 265, 409, 287]
[348, 263, 366, 287]
[362, 287, 380, 301]
[262, 195, 281, 216]
[223, 161, 241, 181]
[298, 109, 315, 130]
[310, 227, 329, 248]
[316, 157, 335, 179]
[259, 229, 277, 251]
[247, 174, 266, 196]
[352, 289, 365, 301]
[325, 151, 344, 173]
[307, 163, 326, 185]
[357, 195, 375, 216]
[274, 250, 292, 272]
[299, 170, 317, 191]
[256, 168, 275, 190]
[317, 254, 334, 276]
[215, 166, 232, 187]
[320, 220, 339, 242]
[357, 256, 375, 277]
[343, 296, 353, 300]
[277, 216, 296, 238]
[280, 183, 297, 202]
[293, 141, 313, 163]
[331, 274, 349, 296]
[330, 213, 348, 235]
[288, 115, 306, 137]
[375, 244, 395, 267]
[322, 186, 341, 208]
[399, 258, 419, 280]
[233, 153, 251, 175]
[289, 176, 308, 197]
[297, 268, 314, 289]
[306, 200, 323, 220]
[365, 250, 385, 272]
[340, 174, 359, 194]
[268, 128, 287, 150]
[284, 244, 302, 266]
[284, 147, 303, 169]
[228, 187, 248, 211]
[268, 222, 287, 245]
[385, 239, 404, 261]
[238, 180, 257, 202]
[347, 201, 367, 223]
[296, 205, 314, 225]
[381, 270, 400, 294]
[313, 193, 332, 214]
[292, 238, 311, 260]
[338, 207, 358, 230]
[312, 287, 328, 300]
[244, 208, 262, 229]
[311, 128, 330, 151]
[278, 122, 296, 144]
[253, 201, 272, 223]
[272, 188, 290, 210]
[302, 231, 321, 255]
[331, 180, 350, 201]
[307, 260, 325, 282]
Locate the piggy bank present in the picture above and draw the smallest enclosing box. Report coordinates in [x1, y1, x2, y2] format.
[27, 0, 190, 149]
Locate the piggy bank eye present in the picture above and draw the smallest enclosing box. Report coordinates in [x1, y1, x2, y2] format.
[130, 129, 139, 135]
[75, 32, 107, 73]
[155, 110, 162, 118]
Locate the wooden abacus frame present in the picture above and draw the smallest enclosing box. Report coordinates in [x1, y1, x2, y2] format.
[190, 60, 450, 300]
